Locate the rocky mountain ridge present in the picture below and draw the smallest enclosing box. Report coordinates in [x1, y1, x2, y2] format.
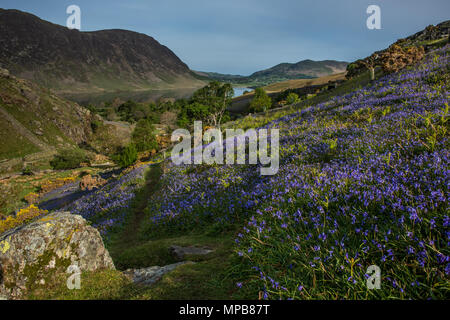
[0, 9, 204, 94]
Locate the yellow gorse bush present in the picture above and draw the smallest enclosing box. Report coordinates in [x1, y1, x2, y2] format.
[0, 204, 48, 235]
[24, 192, 40, 204]
[39, 176, 76, 193]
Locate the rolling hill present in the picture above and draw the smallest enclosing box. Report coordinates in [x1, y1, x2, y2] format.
[197, 59, 348, 87]
[249, 59, 348, 79]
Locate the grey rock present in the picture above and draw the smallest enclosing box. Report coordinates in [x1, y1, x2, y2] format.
[123, 261, 193, 286]
[170, 245, 214, 260]
[0, 211, 115, 299]
[0, 67, 9, 77]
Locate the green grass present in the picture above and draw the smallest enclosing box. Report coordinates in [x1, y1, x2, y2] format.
[27, 269, 133, 300]
[110, 233, 248, 300]
[294, 69, 384, 108]
[0, 119, 40, 159]
[27, 231, 253, 300]
[93, 164, 253, 300]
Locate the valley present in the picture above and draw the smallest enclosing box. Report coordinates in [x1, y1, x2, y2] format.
[0, 5, 449, 302]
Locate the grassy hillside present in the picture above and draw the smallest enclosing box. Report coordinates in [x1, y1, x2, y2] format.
[32, 44, 449, 300]
[0, 68, 95, 171]
[0, 67, 136, 176]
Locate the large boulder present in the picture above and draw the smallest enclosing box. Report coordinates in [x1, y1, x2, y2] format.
[0, 211, 115, 299]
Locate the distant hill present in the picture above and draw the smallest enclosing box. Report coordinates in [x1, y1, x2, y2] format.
[198, 59, 348, 87]
[249, 59, 348, 79]
[262, 72, 347, 93]
[194, 71, 245, 81]
[0, 9, 204, 94]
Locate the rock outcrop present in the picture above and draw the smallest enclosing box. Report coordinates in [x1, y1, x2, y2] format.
[0, 211, 114, 299]
[79, 174, 107, 191]
[170, 245, 214, 260]
[123, 262, 193, 286]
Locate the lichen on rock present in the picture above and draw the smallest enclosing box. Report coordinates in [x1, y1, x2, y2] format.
[0, 211, 115, 299]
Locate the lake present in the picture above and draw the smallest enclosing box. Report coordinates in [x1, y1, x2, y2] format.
[62, 86, 253, 106]
[61, 88, 198, 106]
[233, 87, 252, 97]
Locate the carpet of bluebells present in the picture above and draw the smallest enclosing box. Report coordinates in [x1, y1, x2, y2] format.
[140, 45, 449, 299]
[64, 165, 150, 238]
[68, 46, 449, 299]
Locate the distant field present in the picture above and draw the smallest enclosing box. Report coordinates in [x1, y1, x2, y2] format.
[229, 72, 347, 114]
[263, 72, 346, 92]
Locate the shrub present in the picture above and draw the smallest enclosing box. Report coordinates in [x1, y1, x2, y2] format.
[50, 149, 88, 170]
[24, 192, 39, 204]
[90, 119, 103, 133]
[39, 177, 76, 193]
[21, 167, 34, 176]
[0, 205, 48, 235]
[114, 144, 138, 168]
[380, 44, 425, 73]
[132, 119, 158, 152]
[286, 92, 300, 105]
[117, 100, 161, 123]
[249, 88, 272, 113]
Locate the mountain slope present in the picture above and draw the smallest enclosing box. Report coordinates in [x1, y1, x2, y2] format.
[0, 9, 204, 94]
[0, 67, 93, 163]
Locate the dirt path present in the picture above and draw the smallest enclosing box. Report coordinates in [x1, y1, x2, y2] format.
[115, 164, 162, 247]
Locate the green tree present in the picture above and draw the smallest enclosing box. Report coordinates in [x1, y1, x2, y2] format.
[114, 144, 138, 168]
[249, 88, 272, 113]
[286, 92, 300, 105]
[50, 149, 88, 170]
[117, 100, 160, 123]
[191, 81, 234, 128]
[132, 119, 158, 152]
[177, 102, 210, 127]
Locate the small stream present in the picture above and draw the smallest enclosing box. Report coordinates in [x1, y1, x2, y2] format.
[38, 168, 122, 212]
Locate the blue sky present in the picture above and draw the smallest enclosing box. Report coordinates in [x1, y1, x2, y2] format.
[2, 0, 449, 75]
